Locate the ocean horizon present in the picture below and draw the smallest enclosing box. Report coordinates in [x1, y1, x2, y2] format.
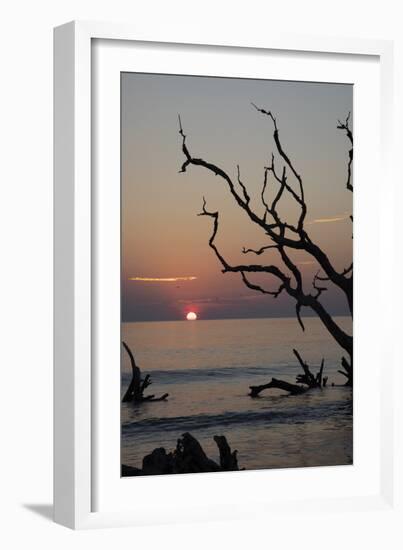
[122, 313, 350, 324]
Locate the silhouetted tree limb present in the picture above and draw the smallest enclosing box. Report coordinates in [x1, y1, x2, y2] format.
[197, 198, 352, 360]
[242, 244, 279, 256]
[178, 107, 353, 386]
[251, 103, 307, 231]
[240, 271, 286, 298]
[316, 262, 352, 281]
[122, 341, 169, 403]
[337, 112, 353, 192]
[312, 270, 328, 298]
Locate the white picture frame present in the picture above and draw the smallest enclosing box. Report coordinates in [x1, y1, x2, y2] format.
[54, 21, 399, 530]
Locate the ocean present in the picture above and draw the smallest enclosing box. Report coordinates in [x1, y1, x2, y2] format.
[121, 316, 353, 472]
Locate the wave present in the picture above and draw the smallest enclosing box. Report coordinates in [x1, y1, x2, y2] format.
[121, 364, 298, 386]
[122, 399, 352, 437]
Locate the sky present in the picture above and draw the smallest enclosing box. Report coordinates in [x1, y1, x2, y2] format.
[121, 73, 353, 323]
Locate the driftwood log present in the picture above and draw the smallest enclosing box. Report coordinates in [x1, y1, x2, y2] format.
[249, 378, 305, 397]
[249, 348, 327, 397]
[121, 432, 241, 476]
[293, 349, 326, 388]
[122, 341, 168, 403]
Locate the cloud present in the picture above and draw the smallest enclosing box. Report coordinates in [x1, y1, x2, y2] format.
[129, 276, 197, 282]
[178, 294, 265, 306]
[307, 215, 349, 225]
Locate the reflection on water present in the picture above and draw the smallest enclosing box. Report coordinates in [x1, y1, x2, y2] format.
[121, 317, 353, 471]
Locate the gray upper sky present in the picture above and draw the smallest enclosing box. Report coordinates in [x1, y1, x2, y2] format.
[121, 73, 352, 322]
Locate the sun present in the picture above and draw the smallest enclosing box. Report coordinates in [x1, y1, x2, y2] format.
[186, 311, 197, 321]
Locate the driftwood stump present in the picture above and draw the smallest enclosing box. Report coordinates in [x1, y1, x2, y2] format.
[174, 433, 221, 473]
[213, 435, 239, 470]
[122, 341, 169, 403]
[121, 432, 241, 476]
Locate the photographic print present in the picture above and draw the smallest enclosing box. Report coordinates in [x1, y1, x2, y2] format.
[120, 73, 353, 476]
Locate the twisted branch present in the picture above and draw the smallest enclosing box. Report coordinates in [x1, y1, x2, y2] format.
[337, 112, 353, 192]
[179, 108, 353, 364]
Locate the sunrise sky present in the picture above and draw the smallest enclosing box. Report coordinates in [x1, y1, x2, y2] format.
[121, 73, 352, 322]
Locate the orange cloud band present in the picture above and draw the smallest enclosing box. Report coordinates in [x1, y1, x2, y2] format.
[308, 215, 348, 224]
[129, 276, 197, 282]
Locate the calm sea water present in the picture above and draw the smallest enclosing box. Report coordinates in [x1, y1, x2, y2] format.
[121, 316, 352, 472]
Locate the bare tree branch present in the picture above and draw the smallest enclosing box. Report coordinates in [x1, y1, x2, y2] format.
[240, 271, 286, 298]
[236, 165, 250, 204]
[312, 269, 328, 298]
[178, 108, 353, 382]
[267, 152, 303, 209]
[252, 103, 306, 229]
[337, 112, 353, 145]
[198, 199, 352, 355]
[337, 112, 353, 192]
[179, 114, 351, 305]
[295, 301, 305, 331]
[316, 262, 353, 281]
[242, 244, 278, 256]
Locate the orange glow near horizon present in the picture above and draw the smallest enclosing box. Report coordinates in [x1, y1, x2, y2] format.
[129, 276, 197, 283]
[186, 311, 197, 321]
[121, 74, 353, 322]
